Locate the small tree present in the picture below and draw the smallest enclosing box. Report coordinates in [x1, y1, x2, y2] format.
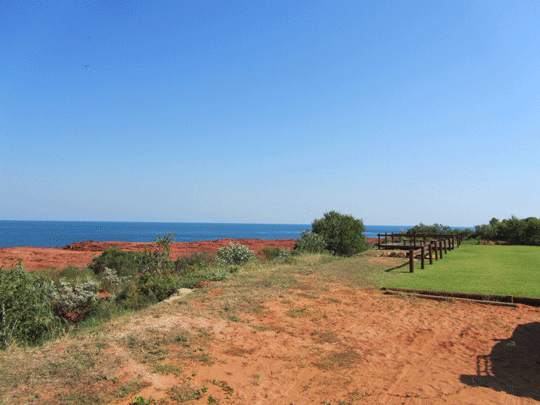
[311, 211, 369, 256]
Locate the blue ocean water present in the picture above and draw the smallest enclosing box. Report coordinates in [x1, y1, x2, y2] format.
[0, 221, 411, 248]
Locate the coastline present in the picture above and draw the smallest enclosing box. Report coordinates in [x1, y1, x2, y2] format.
[0, 237, 378, 271]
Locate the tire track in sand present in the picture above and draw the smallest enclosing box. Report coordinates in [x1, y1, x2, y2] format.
[377, 324, 464, 404]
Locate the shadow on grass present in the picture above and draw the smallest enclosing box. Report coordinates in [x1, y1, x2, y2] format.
[384, 262, 409, 273]
[460, 322, 540, 401]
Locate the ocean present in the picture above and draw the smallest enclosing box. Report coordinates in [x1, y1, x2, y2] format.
[0, 221, 412, 248]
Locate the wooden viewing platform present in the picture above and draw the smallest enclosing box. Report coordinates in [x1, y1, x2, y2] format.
[377, 233, 463, 273]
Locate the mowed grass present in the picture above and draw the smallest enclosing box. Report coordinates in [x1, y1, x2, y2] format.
[384, 244, 540, 298]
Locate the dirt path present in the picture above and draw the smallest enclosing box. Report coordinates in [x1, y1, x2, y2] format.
[104, 284, 540, 405]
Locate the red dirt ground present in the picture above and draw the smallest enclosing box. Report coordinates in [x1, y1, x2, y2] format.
[1, 239, 539, 404]
[109, 285, 540, 405]
[0, 238, 378, 270]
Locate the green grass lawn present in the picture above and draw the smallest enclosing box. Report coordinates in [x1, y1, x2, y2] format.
[383, 244, 540, 298]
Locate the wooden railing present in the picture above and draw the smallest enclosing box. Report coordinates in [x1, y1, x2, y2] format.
[376, 233, 462, 272]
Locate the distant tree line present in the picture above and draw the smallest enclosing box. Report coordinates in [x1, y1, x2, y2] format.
[405, 216, 540, 245]
[473, 216, 540, 245]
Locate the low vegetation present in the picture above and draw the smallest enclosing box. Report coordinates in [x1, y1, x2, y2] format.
[0, 266, 63, 349]
[0, 235, 292, 350]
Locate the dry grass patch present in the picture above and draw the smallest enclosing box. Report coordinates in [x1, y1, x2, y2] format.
[313, 347, 363, 370]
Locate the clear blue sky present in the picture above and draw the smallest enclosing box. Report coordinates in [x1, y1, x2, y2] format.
[1, 1, 539, 227]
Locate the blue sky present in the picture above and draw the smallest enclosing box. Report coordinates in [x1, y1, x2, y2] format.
[1, 1, 539, 227]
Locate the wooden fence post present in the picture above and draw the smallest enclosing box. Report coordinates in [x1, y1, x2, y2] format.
[434, 240, 438, 260]
[439, 240, 443, 259]
[444, 239, 447, 254]
[421, 246, 425, 269]
[428, 243, 433, 264]
[409, 249, 414, 273]
[378, 234, 380, 250]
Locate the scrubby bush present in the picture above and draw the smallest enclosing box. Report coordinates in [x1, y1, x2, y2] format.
[293, 230, 327, 254]
[175, 251, 213, 273]
[137, 232, 176, 275]
[137, 273, 179, 303]
[0, 265, 63, 348]
[311, 211, 370, 256]
[260, 246, 280, 260]
[115, 233, 180, 309]
[88, 247, 140, 278]
[52, 279, 99, 322]
[116, 272, 180, 310]
[259, 246, 292, 261]
[216, 242, 256, 266]
[97, 267, 131, 295]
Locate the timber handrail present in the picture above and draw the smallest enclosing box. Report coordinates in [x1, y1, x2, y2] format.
[377, 233, 462, 273]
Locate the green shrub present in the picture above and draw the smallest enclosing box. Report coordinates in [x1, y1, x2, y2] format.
[116, 280, 143, 310]
[136, 233, 176, 276]
[137, 272, 180, 303]
[98, 267, 131, 294]
[88, 248, 140, 278]
[215, 242, 256, 266]
[116, 273, 179, 310]
[293, 230, 327, 254]
[175, 251, 214, 273]
[260, 246, 280, 260]
[0, 265, 63, 348]
[311, 211, 369, 256]
[52, 279, 99, 322]
[259, 246, 291, 261]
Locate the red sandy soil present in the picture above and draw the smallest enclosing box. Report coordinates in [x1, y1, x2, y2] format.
[2, 239, 539, 404]
[0, 238, 379, 270]
[114, 286, 540, 405]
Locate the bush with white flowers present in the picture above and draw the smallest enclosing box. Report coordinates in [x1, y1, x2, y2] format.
[52, 279, 99, 321]
[215, 242, 256, 266]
